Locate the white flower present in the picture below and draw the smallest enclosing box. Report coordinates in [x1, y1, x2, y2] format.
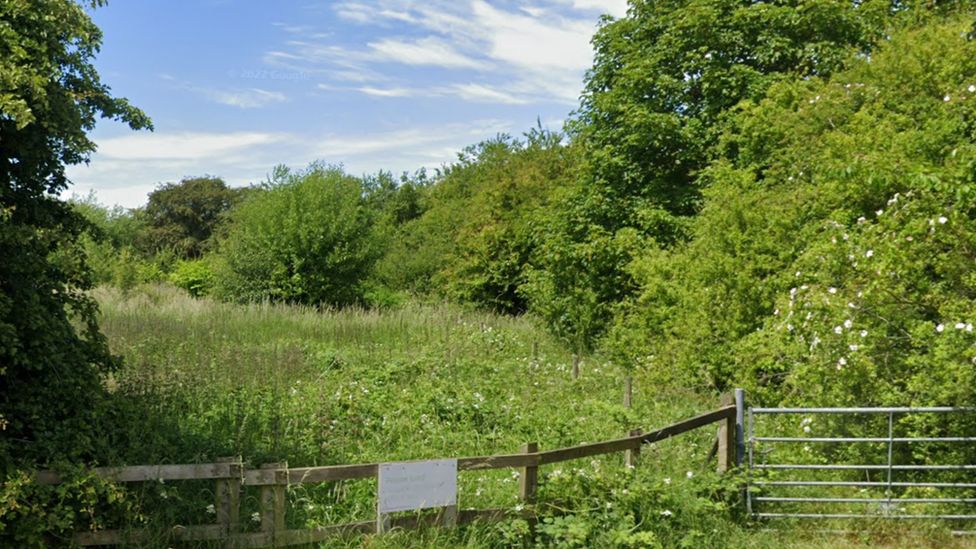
[876, 209, 884, 216]
[843, 233, 849, 241]
[837, 357, 847, 366]
[844, 319, 853, 329]
[865, 250, 874, 258]
[937, 324, 945, 333]
[968, 324, 974, 333]
[834, 326, 843, 335]
[663, 477, 671, 485]
[801, 417, 813, 426]
[848, 302, 857, 309]
[686, 471, 694, 479]
[828, 287, 837, 294]
[969, 84, 976, 93]
[803, 425, 811, 433]
[206, 504, 216, 515]
[849, 344, 859, 351]
[860, 329, 868, 338]
[660, 509, 673, 517]
[704, 52, 712, 60]
[939, 216, 948, 224]
[956, 322, 967, 330]
[787, 324, 794, 332]
[514, 504, 524, 512]
[945, 95, 951, 102]
[857, 217, 866, 224]
[251, 512, 261, 523]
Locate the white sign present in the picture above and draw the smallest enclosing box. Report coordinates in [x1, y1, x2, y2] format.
[377, 459, 457, 514]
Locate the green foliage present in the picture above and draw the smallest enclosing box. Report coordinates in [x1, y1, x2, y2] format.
[608, 17, 976, 410]
[0, 0, 149, 467]
[0, 468, 133, 547]
[140, 176, 243, 258]
[378, 131, 575, 314]
[528, 0, 966, 348]
[214, 164, 380, 306]
[169, 258, 215, 297]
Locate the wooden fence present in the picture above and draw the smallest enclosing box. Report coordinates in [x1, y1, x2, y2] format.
[35, 398, 740, 547]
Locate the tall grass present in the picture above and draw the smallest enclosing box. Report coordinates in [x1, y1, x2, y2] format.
[87, 285, 973, 547]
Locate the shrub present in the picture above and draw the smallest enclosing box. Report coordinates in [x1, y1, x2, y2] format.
[169, 259, 216, 297]
[214, 164, 380, 306]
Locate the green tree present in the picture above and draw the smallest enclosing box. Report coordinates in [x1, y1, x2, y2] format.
[0, 0, 151, 465]
[527, 0, 930, 348]
[140, 175, 242, 258]
[607, 16, 976, 410]
[214, 164, 380, 306]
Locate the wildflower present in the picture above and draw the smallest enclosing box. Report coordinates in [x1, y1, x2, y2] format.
[857, 217, 866, 224]
[968, 324, 974, 333]
[844, 319, 853, 329]
[956, 322, 967, 330]
[945, 95, 951, 102]
[828, 287, 837, 294]
[663, 477, 671, 485]
[801, 417, 813, 426]
[848, 302, 857, 309]
[803, 425, 811, 433]
[704, 52, 712, 60]
[774, 308, 780, 315]
[843, 233, 849, 241]
[876, 209, 883, 216]
[514, 504, 524, 512]
[860, 330, 868, 338]
[686, 471, 694, 479]
[939, 216, 948, 224]
[251, 512, 261, 523]
[970, 85, 976, 93]
[837, 357, 847, 367]
[865, 250, 874, 258]
[834, 326, 843, 335]
[660, 510, 673, 517]
[206, 504, 216, 515]
[787, 324, 794, 332]
[849, 344, 859, 351]
[937, 324, 945, 333]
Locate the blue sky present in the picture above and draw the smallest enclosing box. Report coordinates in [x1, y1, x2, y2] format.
[67, 0, 627, 208]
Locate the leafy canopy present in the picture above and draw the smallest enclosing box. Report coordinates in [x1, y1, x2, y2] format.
[0, 0, 150, 465]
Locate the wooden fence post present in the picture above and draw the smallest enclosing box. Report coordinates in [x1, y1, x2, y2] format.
[734, 388, 746, 467]
[571, 355, 580, 380]
[519, 442, 538, 504]
[623, 377, 633, 408]
[215, 456, 242, 539]
[261, 462, 287, 545]
[625, 429, 642, 468]
[717, 394, 736, 473]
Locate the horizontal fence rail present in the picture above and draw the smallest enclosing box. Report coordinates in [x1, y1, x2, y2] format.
[33, 401, 740, 547]
[747, 405, 976, 535]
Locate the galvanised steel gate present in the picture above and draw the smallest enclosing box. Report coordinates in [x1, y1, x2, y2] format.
[746, 406, 976, 535]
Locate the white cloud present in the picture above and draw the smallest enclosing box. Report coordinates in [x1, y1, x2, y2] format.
[203, 87, 288, 109]
[266, 0, 616, 105]
[95, 131, 286, 161]
[449, 83, 528, 105]
[67, 120, 516, 208]
[563, 0, 628, 17]
[367, 36, 487, 69]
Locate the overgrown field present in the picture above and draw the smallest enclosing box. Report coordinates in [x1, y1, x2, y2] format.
[81, 285, 972, 547]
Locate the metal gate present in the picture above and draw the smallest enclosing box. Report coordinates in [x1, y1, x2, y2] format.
[746, 406, 976, 534]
